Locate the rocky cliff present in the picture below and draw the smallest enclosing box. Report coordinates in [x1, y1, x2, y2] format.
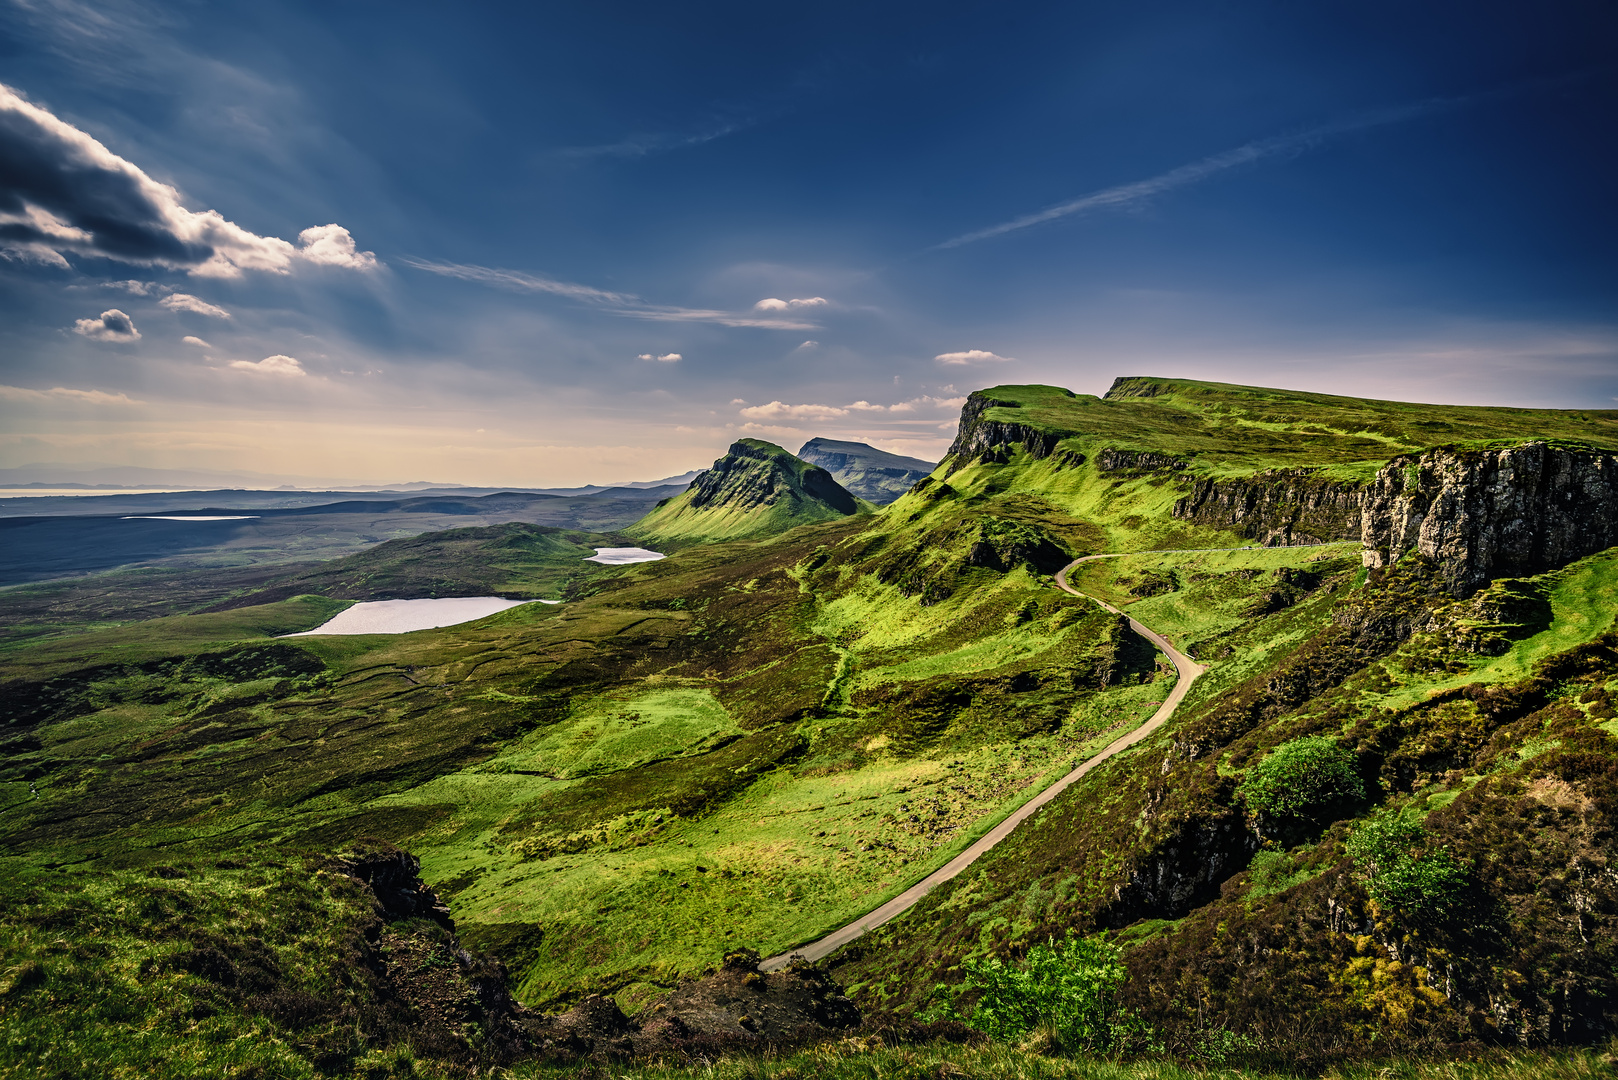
[944, 391, 1065, 474]
[1361, 442, 1618, 596]
[1173, 468, 1365, 546]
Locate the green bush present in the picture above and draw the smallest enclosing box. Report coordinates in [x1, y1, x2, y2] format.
[948, 934, 1151, 1054]
[1346, 809, 1468, 917]
[1239, 735, 1365, 818]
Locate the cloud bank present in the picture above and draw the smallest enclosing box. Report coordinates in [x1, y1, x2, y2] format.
[0, 82, 375, 275]
[72, 308, 139, 341]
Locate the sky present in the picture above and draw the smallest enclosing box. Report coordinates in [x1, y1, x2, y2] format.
[1, 0, 1615, 487]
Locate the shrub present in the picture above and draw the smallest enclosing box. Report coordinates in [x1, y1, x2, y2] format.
[1345, 809, 1467, 918]
[948, 934, 1151, 1054]
[1239, 735, 1365, 818]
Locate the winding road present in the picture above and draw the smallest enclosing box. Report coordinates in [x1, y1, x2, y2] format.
[758, 550, 1220, 971]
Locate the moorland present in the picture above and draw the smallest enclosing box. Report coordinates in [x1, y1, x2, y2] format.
[2, 376, 1617, 1079]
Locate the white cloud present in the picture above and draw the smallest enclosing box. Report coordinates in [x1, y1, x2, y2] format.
[182, 335, 212, 348]
[730, 398, 748, 405]
[796, 340, 818, 350]
[637, 352, 681, 362]
[295, 224, 378, 270]
[845, 400, 886, 411]
[738, 400, 849, 420]
[889, 394, 968, 413]
[160, 293, 232, 319]
[0, 384, 140, 404]
[104, 280, 164, 295]
[72, 308, 140, 342]
[934, 349, 1014, 365]
[753, 296, 828, 311]
[229, 354, 306, 377]
[0, 82, 374, 277]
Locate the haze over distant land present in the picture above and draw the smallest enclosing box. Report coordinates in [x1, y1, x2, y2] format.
[0, 1, 1613, 486]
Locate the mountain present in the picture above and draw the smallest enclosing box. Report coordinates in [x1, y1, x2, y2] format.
[3, 378, 1618, 1076]
[795, 438, 936, 505]
[628, 438, 865, 543]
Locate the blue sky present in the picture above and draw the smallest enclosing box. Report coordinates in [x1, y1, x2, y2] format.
[2, 0, 1614, 485]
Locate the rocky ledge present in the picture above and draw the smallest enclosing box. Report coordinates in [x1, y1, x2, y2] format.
[1361, 442, 1618, 596]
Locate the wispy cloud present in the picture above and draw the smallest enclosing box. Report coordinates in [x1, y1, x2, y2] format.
[161, 293, 232, 318]
[935, 98, 1461, 249]
[559, 120, 749, 160]
[403, 257, 821, 330]
[0, 384, 141, 405]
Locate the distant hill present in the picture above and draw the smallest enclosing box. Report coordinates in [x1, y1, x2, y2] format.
[795, 438, 936, 505]
[629, 439, 865, 543]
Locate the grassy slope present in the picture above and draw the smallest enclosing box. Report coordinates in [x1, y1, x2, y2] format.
[978, 378, 1618, 480]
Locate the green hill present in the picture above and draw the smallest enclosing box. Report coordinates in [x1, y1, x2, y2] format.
[1, 377, 1617, 1076]
[796, 437, 937, 505]
[628, 438, 867, 544]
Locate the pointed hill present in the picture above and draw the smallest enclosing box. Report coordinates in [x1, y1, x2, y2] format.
[795, 438, 936, 505]
[628, 438, 867, 544]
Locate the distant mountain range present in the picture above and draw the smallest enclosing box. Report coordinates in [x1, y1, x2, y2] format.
[0, 463, 703, 494]
[796, 438, 936, 504]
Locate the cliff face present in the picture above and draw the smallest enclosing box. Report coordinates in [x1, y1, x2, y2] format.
[1174, 469, 1365, 546]
[944, 392, 1064, 473]
[1361, 442, 1618, 596]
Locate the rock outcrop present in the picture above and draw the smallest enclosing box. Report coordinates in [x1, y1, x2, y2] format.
[1361, 442, 1618, 596]
[524, 949, 860, 1057]
[944, 391, 1064, 473]
[1173, 468, 1364, 546]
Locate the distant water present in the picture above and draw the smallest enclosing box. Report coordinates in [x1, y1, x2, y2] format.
[284, 596, 557, 636]
[121, 515, 261, 521]
[585, 547, 666, 564]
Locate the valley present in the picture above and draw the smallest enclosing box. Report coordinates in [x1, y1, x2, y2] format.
[2, 377, 1617, 1077]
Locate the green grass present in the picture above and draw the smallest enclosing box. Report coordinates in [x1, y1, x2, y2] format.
[971, 378, 1618, 479]
[0, 594, 350, 674]
[1065, 545, 1361, 651]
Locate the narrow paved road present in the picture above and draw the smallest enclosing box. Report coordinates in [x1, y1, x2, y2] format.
[758, 551, 1222, 971]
